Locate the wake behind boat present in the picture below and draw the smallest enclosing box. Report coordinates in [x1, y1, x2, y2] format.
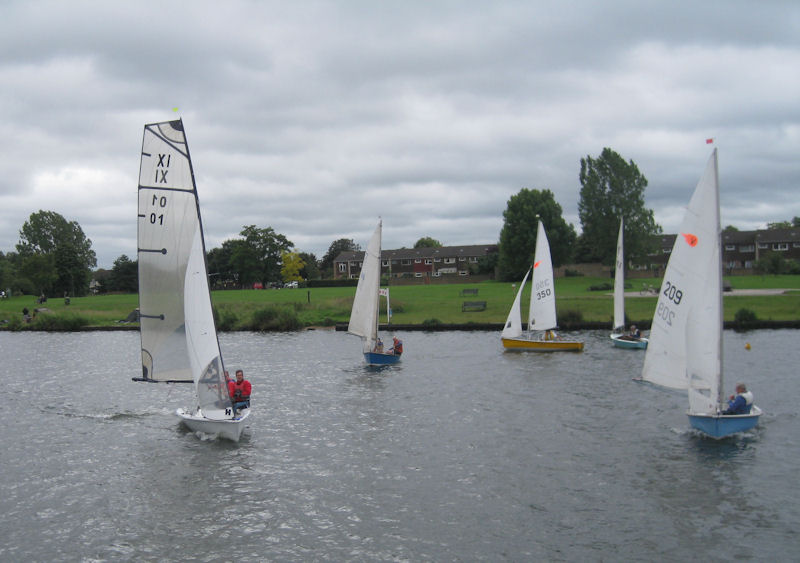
[348, 219, 403, 366]
[501, 221, 583, 352]
[640, 149, 761, 438]
[610, 219, 648, 350]
[133, 119, 250, 442]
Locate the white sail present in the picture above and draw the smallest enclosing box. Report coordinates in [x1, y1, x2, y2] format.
[502, 268, 531, 339]
[137, 120, 231, 418]
[613, 219, 625, 331]
[529, 222, 557, 331]
[641, 150, 721, 397]
[348, 220, 382, 352]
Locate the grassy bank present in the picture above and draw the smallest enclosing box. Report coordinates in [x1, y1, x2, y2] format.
[1, 275, 799, 330]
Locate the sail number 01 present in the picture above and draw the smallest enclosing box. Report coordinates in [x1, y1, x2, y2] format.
[149, 194, 168, 225]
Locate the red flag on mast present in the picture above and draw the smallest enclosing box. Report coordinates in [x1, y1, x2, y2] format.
[706, 138, 714, 144]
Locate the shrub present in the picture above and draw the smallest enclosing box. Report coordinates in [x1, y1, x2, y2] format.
[558, 309, 583, 325]
[734, 308, 757, 324]
[422, 318, 442, 327]
[588, 283, 613, 292]
[214, 306, 239, 332]
[31, 313, 90, 331]
[246, 305, 302, 331]
[563, 269, 584, 277]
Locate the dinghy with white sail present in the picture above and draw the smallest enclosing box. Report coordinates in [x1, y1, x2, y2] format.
[348, 219, 402, 365]
[640, 149, 761, 438]
[610, 219, 648, 349]
[132, 119, 250, 441]
[501, 221, 583, 351]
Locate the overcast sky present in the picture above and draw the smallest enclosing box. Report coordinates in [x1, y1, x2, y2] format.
[1, 1, 798, 269]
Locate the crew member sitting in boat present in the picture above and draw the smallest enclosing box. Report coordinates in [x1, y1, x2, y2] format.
[226, 369, 251, 412]
[723, 383, 753, 415]
[374, 338, 384, 353]
[629, 325, 641, 339]
[389, 337, 403, 356]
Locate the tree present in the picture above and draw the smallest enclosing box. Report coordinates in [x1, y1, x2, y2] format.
[281, 251, 305, 283]
[19, 253, 58, 296]
[238, 225, 293, 285]
[723, 225, 739, 232]
[577, 148, 661, 265]
[107, 255, 138, 293]
[414, 237, 442, 249]
[320, 238, 361, 278]
[497, 188, 577, 281]
[298, 252, 320, 280]
[766, 220, 792, 230]
[16, 210, 97, 296]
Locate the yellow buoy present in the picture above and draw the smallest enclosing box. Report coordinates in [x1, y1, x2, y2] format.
[745, 343, 751, 350]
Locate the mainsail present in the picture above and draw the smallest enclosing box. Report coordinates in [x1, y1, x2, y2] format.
[641, 149, 722, 405]
[529, 222, 557, 331]
[348, 220, 382, 352]
[137, 120, 232, 420]
[613, 220, 625, 332]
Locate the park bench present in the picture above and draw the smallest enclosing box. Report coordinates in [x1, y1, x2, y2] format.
[462, 300, 487, 312]
[459, 288, 479, 296]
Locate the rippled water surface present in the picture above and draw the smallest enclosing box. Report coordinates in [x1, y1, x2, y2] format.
[1, 328, 799, 561]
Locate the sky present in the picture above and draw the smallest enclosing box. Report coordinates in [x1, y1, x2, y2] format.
[1, 1, 798, 269]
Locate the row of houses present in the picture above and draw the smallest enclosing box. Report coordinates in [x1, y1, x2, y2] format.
[643, 227, 800, 275]
[333, 244, 497, 280]
[334, 227, 800, 280]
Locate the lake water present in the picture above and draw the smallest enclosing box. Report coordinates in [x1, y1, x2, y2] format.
[1, 328, 798, 561]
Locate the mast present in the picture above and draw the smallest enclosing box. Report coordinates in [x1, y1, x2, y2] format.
[712, 149, 724, 406]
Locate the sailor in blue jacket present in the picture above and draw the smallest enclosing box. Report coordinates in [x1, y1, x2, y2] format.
[723, 383, 753, 415]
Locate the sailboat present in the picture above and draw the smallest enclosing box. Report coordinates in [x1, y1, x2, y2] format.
[348, 219, 402, 365]
[132, 119, 250, 442]
[610, 219, 648, 349]
[640, 149, 761, 438]
[501, 221, 583, 351]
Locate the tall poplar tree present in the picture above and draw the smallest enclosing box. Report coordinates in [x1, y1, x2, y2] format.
[577, 148, 660, 265]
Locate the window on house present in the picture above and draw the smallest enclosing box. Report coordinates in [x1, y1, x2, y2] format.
[444, 257, 455, 264]
[415, 259, 421, 263]
[725, 244, 735, 251]
[458, 257, 465, 261]
[757, 243, 768, 249]
[468, 257, 478, 263]
[424, 259, 432, 264]
[458, 271, 467, 276]
[382, 260, 389, 266]
[773, 243, 789, 251]
[402, 259, 411, 265]
[740, 245, 754, 252]
[414, 272, 423, 277]
[338, 263, 346, 272]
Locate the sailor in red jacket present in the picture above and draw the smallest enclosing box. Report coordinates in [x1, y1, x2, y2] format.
[226, 369, 251, 411]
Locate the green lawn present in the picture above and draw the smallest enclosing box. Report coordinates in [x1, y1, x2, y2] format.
[2, 274, 799, 329]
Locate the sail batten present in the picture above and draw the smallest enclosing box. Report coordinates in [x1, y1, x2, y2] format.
[613, 220, 625, 331]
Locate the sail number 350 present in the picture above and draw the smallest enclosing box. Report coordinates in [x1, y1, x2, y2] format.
[149, 195, 168, 225]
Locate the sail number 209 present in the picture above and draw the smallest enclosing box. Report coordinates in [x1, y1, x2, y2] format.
[662, 281, 683, 305]
[656, 280, 684, 326]
[149, 195, 168, 226]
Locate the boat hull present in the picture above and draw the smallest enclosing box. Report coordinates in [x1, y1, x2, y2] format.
[610, 334, 649, 350]
[501, 337, 583, 352]
[687, 405, 762, 438]
[176, 407, 251, 442]
[364, 351, 401, 366]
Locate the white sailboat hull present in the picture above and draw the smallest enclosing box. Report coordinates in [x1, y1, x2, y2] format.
[176, 407, 251, 442]
[610, 333, 648, 350]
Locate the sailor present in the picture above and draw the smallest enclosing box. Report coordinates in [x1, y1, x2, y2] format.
[226, 369, 251, 412]
[374, 338, 384, 353]
[723, 383, 753, 415]
[390, 337, 403, 356]
[629, 325, 641, 339]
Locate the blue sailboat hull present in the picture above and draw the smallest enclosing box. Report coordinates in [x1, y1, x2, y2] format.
[364, 351, 401, 366]
[687, 406, 762, 438]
